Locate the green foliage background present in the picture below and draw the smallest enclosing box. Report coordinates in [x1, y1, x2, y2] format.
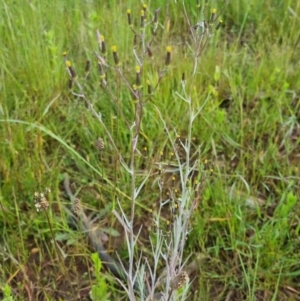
[0, 0, 299, 300]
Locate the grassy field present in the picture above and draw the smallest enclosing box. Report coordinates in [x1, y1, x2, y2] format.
[0, 0, 300, 300]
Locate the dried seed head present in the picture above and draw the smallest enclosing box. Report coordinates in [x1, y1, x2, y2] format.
[132, 84, 139, 101]
[210, 8, 217, 23]
[34, 190, 50, 212]
[135, 65, 142, 88]
[95, 137, 105, 150]
[147, 45, 153, 58]
[68, 79, 73, 90]
[140, 10, 145, 29]
[133, 34, 137, 49]
[101, 35, 106, 56]
[147, 80, 152, 94]
[98, 61, 106, 79]
[181, 72, 186, 85]
[63, 52, 69, 65]
[65, 60, 76, 78]
[73, 198, 82, 216]
[216, 20, 223, 30]
[111, 46, 120, 66]
[127, 9, 132, 26]
[85, 60, 90, 73]
[204, 159, 209, 170]
[170, 271, 189, 291]
[142, 4, 147, 20]
[165, 46, 172, 66]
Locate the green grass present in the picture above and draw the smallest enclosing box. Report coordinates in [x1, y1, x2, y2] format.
[1, 0, 300, 300]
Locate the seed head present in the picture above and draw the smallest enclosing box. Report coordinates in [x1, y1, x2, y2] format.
[210, 8, 217, 23]
[147, 45, 153, 58]
[73, 198, 82, 216]
[68, 79, 73, 90]
[34, 189, 50, 212]
[85, 60, 90, 73]
[101, 35, 106, 56]
[95, 137, 105, 150]
[133, 34, 137, 49]
[181, 72, 186, 84]
[170, 271, 189, 291]
[132, 84, 139, 101]
[65, 60, 76, 78]
[147, 80, 152, 94]
[140, 10, 145, 29]
[165, 46, 172, 66]
[135, 65, 142, 88]
[98, 61, 106, 79]
[216, 20, 223, 30]
[111, 46, 120, 66]
[127, 9, 132, 26]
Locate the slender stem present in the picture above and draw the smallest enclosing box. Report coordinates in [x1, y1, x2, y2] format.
[128, 131, 136, 301]
[45, 212, 74, 294]
[166, 291, 173, 301]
